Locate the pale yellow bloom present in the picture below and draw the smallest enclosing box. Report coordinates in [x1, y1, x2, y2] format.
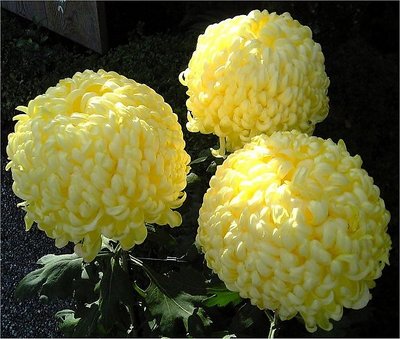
[180, 10, 329, 155]
[6, 69, 191, 262]
[196, 131, 391, 332]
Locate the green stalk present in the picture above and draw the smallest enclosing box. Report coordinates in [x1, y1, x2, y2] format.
[265, 310, 279, 338]
[120, 249, 137, 335]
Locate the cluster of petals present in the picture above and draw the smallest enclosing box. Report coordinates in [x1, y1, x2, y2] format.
[180, 9, 330, 154]
[6, 69, 191, 262]
[196, 131, 391, 332]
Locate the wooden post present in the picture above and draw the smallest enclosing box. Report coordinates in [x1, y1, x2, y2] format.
[1, 0, 108, 54]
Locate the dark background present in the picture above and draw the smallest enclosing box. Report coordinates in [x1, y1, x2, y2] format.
[1, 1, 399, 338]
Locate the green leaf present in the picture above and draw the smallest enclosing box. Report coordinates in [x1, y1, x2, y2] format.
[189, 156, 209, 165]
[198, 147, 212, 158]
[132, 257, 208, 336]
[55, 309, 80, 337]
[186, 172, 201, 185]
[204, 281, 242, 308]
[98, 256, 136, 330]
[73, 262, 101, 304]
[187, 307, 213, 337]
[15, 253, 83, 300]
[56, 302, 101, 337]
[144, 280, 199, 335]
[206, 161, 218, 173]
[74, 302, 101, 337]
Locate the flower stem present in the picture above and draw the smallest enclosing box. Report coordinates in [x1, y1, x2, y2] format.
[265, 310, 279, 338]
[120, 249, 137, 335]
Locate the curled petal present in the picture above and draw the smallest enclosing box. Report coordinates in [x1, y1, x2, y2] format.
[7, 69, 191, 262]
[180, 10, 330, 152]
[196, 131, 391, 332]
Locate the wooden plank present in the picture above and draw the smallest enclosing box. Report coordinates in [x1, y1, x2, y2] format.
[44, 0, 108, 54]
[1, 1, 48, 26]
[1, 0, 108, 54]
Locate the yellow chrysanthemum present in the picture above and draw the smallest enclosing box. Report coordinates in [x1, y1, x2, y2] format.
[180, 10, 329, 155]
[6, 69, 191, 262]
[196, 131, 391, 332]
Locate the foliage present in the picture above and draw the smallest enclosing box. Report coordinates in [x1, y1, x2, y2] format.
[15, 236, 267, 337]
[15, 254, 83, 301]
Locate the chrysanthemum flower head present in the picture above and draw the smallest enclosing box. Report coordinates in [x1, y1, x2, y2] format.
[6, 69, 191, 262]
[196, 131, 391, 332]
[180, 10, 330, 155]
